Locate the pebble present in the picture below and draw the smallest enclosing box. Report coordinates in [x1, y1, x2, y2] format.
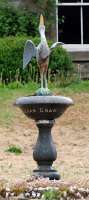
[36, 192, 41, 198]
[24, 192, 30, 198]
[6, 187, 10, 192]
[6, 192, 10, 198]
[38, 187, 44, 191]
[69, 186, 75, 193]
[60, 197, 64, 200]
[63, 191, 67, 198]
[17, 193, 25, 199]
[66, 197, 71, 200]
[34, 188, 38, 192]
[31, 191, 37, 198]
[76, 192, 82, 198]
[10, 193, 15, 197]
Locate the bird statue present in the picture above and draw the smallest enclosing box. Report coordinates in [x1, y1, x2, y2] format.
[23, 14, 64, 95]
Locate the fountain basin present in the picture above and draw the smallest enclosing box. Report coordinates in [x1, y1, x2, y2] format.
[15, 95, 73, 121]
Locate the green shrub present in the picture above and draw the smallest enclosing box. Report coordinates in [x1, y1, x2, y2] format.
[49, 46, 73, 73]
[0, 36, 74, 85]
[0, 36, 39, 84]
[49, 46, 74, 86]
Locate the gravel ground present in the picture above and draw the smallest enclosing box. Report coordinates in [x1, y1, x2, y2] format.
[0, 93, 89, 189]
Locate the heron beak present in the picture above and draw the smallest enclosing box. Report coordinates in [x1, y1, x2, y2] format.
[39, 14, 44, 26]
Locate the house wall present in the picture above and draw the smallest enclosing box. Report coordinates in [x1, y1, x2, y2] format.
[63, 44, 89, 79]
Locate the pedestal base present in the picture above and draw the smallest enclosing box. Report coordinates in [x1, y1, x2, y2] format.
[33, 120, 60, 180]
[33, 169, 60, 180]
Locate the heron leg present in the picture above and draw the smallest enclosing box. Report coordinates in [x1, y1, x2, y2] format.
[41, 73, 44, 89]
[44, 72, 48, 89]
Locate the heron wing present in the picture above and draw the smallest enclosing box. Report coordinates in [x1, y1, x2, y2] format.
[50, 42, 64, 50]
[23, 40, 36, 69]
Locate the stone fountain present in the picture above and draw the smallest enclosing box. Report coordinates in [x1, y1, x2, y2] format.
[15, 95, 73, 180]
[15, 15, 73, 180]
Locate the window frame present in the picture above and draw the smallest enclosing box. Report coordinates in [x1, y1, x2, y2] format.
[56, 0, 89, 44]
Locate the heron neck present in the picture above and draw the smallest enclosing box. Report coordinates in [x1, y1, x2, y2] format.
[40, 31, 46, 42]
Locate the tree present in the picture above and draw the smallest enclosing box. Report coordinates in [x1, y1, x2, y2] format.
[0, 0, 56, 39]
[0, 0, 38, 37]
[20, 0, 56, 40]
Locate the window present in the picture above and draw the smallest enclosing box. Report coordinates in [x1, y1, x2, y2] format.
[58, 6, 81, 43]
[56, 0, 89, 44]
[83, 7, 89, 43]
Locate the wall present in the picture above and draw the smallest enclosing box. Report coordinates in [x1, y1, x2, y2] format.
[63, 44, 89, 79]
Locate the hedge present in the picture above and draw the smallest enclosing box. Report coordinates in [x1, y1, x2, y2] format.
[0, 36, 74, 85]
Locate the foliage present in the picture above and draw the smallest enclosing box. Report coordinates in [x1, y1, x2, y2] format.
[49, 46, 73, 73]
[49, 46, 74, 86]
[0, 0, 38, 37]
[0, 36, 74, 86]
[0, 36, 39, 84]
[42, 189, 58, 200]
[42, 189, 68, 200]
[6, 145, 22, 155]
[49, 46, 75, 85]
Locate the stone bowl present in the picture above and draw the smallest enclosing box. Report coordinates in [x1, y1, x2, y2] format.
[15, 95, 73, 121]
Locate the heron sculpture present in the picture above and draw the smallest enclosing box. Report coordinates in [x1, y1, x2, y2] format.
[23, 14, 63, 95]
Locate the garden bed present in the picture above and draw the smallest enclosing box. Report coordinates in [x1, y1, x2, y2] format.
[0, 177, 89, 200]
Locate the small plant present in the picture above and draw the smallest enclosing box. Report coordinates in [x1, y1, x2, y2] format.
[42, 189, 58, 200]
[42, 189, 70, 200]
[6, 145, 22, 155]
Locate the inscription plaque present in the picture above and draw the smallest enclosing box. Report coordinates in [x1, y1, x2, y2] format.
[24, 107, 57, 114]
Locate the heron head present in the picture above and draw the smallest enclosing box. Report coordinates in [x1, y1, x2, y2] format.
[39, 14, 45, 34]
